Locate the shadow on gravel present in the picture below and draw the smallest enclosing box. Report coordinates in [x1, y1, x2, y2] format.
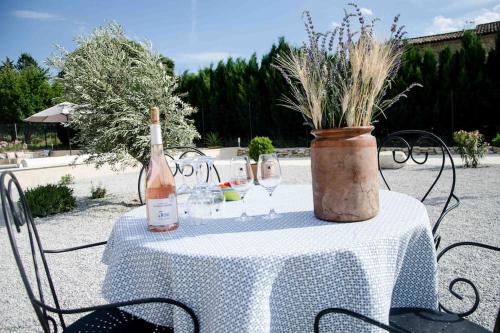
[0, 197, 141, 227]
[423, 195, 478, 207]
[71, 198, 140, 214]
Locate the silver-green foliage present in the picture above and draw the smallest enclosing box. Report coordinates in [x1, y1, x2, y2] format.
[49, 22, 199, 168]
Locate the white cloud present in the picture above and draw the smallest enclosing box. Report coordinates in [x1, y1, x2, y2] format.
[331, 21, 340, 28]
[473, 4, 500, 24]
[427, 3, 500, 34]
[176, 52, 236, 63]
[360, 7, 373, 16]
[428, 15, 464, 33]
[11, 10, 61, 20]
[440, 0, 497, 11]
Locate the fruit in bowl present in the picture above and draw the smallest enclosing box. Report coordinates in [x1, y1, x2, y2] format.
[218, 182, 241, 201]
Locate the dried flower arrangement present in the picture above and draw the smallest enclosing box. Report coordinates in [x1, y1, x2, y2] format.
[274, 3, 420, 130]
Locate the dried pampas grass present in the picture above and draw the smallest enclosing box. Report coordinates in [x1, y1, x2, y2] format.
[340, 34, 403, 127]
[274, 4, 420, 130]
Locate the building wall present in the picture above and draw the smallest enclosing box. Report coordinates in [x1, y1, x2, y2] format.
[412, 33, 497, 56]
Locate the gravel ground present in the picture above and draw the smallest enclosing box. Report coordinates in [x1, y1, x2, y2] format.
[0, 158, 498, 332]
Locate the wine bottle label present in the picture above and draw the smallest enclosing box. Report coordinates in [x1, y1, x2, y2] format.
[150, 124, 162, 145]
[147, 196, 178, 226]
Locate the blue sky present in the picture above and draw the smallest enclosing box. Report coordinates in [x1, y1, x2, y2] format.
[1, 0, 500, 74]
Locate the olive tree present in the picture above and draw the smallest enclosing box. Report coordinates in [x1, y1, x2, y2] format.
[49, 22, 198, 168]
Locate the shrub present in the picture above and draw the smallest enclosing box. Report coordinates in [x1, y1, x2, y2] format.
[58, 174, 74, 186]
[90, 183, 107, 199]
[491, 133, 500, 147]
[453, 130, 488, 168]
[48, 22, 199, 168]
[25, 184, 76, 218]
[248, 136, 275, 162]
[206, 132, 222, 147]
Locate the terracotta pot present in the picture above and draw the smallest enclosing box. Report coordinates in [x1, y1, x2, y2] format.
[310, 126, 379, 222]
[250, 163, 258, 184]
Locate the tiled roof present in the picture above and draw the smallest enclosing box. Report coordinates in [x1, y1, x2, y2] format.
[476, 21, 500, 34]
[407, 21, 500, 45]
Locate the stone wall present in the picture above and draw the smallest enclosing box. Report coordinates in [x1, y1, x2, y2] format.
[237, 147, 311, 158]
[412, 33, 497, 58]
[237, 146, 499, 158]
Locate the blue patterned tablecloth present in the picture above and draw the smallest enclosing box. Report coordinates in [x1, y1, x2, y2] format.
[102, 185, 438, 333]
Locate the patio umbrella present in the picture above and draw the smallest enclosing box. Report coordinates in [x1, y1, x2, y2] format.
[24, 102, 78, 123]
[24, 102, 79, 153]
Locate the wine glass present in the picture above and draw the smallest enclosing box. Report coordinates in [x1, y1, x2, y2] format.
[257, 153, 282, 219]
[199, 156, 226, 218]
[229, 156, 254, 221]
[187, 188, 212, 225]
[209, 186, 225, 218]
[175, 158, 192, 195]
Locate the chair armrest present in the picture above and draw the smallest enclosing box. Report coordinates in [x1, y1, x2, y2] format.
[44, 241, 107, 254]
[314, 308, 408, 333]
[36, 297, 200, 333]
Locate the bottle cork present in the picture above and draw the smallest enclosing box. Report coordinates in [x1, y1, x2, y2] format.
[150, 106, 160, 124]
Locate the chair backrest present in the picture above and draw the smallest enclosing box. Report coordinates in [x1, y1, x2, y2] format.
[138, 146, 221, 204]
[1, 171, 65, 332]
[377, 130, 459, 247]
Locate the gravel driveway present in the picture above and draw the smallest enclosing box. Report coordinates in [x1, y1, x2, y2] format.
[0, 158, 498, 332]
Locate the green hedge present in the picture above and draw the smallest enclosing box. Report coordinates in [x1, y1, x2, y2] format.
[492, 133, 500, 147]
[25, 184, 76, 218]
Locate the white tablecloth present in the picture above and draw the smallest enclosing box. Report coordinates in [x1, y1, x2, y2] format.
[102, 185, 438, 333]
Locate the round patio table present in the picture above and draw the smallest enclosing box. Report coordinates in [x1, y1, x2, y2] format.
[102, 185, 438, 333]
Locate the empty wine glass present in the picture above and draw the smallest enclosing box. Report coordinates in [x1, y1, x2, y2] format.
[187, 187, 212, 225]
[175, 159, 192, 195]
[229, 156, 254, 221]
[198, 156, 226, 218]
[190, 158, 206, 189]
[210, 186, 225, 218]
[257, 153, 282, 219]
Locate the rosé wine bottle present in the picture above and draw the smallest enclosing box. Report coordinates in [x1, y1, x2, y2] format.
[146, 106, 179, 232]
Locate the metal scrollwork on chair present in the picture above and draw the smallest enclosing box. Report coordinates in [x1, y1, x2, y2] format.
[378, 130, 460, 249]
[1, 171, 200, 333]
[314, 240, 499, 333]
[436, 241, 500, 318]
[137, 146, 221, 204]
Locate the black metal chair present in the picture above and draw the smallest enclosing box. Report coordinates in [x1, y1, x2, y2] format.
[1, 171, 200, 333]
[378, 130, 460, 249]
[314, 241, 500, 333]
[137, 146, 221, 205]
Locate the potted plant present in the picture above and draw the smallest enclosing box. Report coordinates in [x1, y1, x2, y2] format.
[205, 132, 223, 149]
[274, 4, 419, 222]
[248, 136, 275, 179]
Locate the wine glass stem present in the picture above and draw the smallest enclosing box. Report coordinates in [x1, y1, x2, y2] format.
[241, 193, 248, 218]
[268, 190, 275, 216]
